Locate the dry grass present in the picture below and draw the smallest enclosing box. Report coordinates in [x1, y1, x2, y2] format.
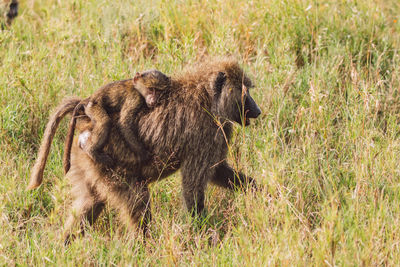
[1, 0, 400, 265]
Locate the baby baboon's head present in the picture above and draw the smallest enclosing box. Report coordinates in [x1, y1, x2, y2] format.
[134, 69, 170, 107]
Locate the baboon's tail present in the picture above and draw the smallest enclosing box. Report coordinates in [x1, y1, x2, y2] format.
[27, 97, 81, 190]
[63, 102, 84, 175]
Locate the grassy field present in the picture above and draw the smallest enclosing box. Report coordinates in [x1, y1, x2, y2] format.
[1, 0, 400, 265]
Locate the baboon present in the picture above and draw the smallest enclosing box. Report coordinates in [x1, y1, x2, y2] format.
[63, 70, 171, 172]
[28, 58, 261, 243]
[1, 0, 18, 27]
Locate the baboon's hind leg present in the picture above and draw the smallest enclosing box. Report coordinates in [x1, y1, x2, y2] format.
[105, 180, 152, 235]
[63, 187, 105, 245]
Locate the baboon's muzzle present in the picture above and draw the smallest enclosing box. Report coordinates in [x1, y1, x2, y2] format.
[240, 94, 261, 126]
[245, 95, 261, 119]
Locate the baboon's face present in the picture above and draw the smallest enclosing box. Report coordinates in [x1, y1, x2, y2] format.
[215, 70, 261, 126]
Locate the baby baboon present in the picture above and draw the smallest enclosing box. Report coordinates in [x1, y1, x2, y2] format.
[1, 0, 18, 27]
[64, 70, 170, 170]
[28, 58, 261, 243]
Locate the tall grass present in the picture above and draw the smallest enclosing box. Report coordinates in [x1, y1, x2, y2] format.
[1, 0, 400, 265]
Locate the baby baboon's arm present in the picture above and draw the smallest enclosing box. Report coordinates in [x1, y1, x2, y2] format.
[118, 95, 150, 162]
[83, 102, 113, 166]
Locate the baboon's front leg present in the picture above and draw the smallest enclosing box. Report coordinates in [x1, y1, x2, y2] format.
[181, 161, 213, 216]
[210, 162, 257, 191]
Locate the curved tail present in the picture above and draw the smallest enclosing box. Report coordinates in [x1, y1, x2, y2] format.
[27, 97, 81, 190]
[63, 101, 86, 174]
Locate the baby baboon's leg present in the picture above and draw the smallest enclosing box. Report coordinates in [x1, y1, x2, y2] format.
[63, 186, 105, 245]
[84, 103, 113, 166]
[210, 162, 257, 191]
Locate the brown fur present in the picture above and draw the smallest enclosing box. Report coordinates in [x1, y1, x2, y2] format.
[28, 58, 261, 243]
[63, 70, 170, 173]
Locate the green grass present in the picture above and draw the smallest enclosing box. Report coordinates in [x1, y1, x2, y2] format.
[1, 0, 400, 265]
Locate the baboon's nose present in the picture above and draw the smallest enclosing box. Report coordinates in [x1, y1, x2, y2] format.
[253, 108, 261, 118]
[245, 95, 261, 119]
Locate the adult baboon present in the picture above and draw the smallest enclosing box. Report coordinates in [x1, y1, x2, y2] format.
[63, 70, 170, 172]
[1, 0, 18, 27]
[28, 57, 261, 243]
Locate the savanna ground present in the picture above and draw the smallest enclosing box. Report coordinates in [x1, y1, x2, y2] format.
[1, 0, 400, 265]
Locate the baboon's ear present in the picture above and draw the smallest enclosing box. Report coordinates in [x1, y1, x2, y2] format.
[214, 72, 226, 97]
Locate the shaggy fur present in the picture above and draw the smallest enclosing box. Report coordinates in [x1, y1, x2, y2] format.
[28, 57, 261, 243]
[63, 70, 170, 172]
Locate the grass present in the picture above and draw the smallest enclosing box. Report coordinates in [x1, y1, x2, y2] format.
[1, 0, 400, 265]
